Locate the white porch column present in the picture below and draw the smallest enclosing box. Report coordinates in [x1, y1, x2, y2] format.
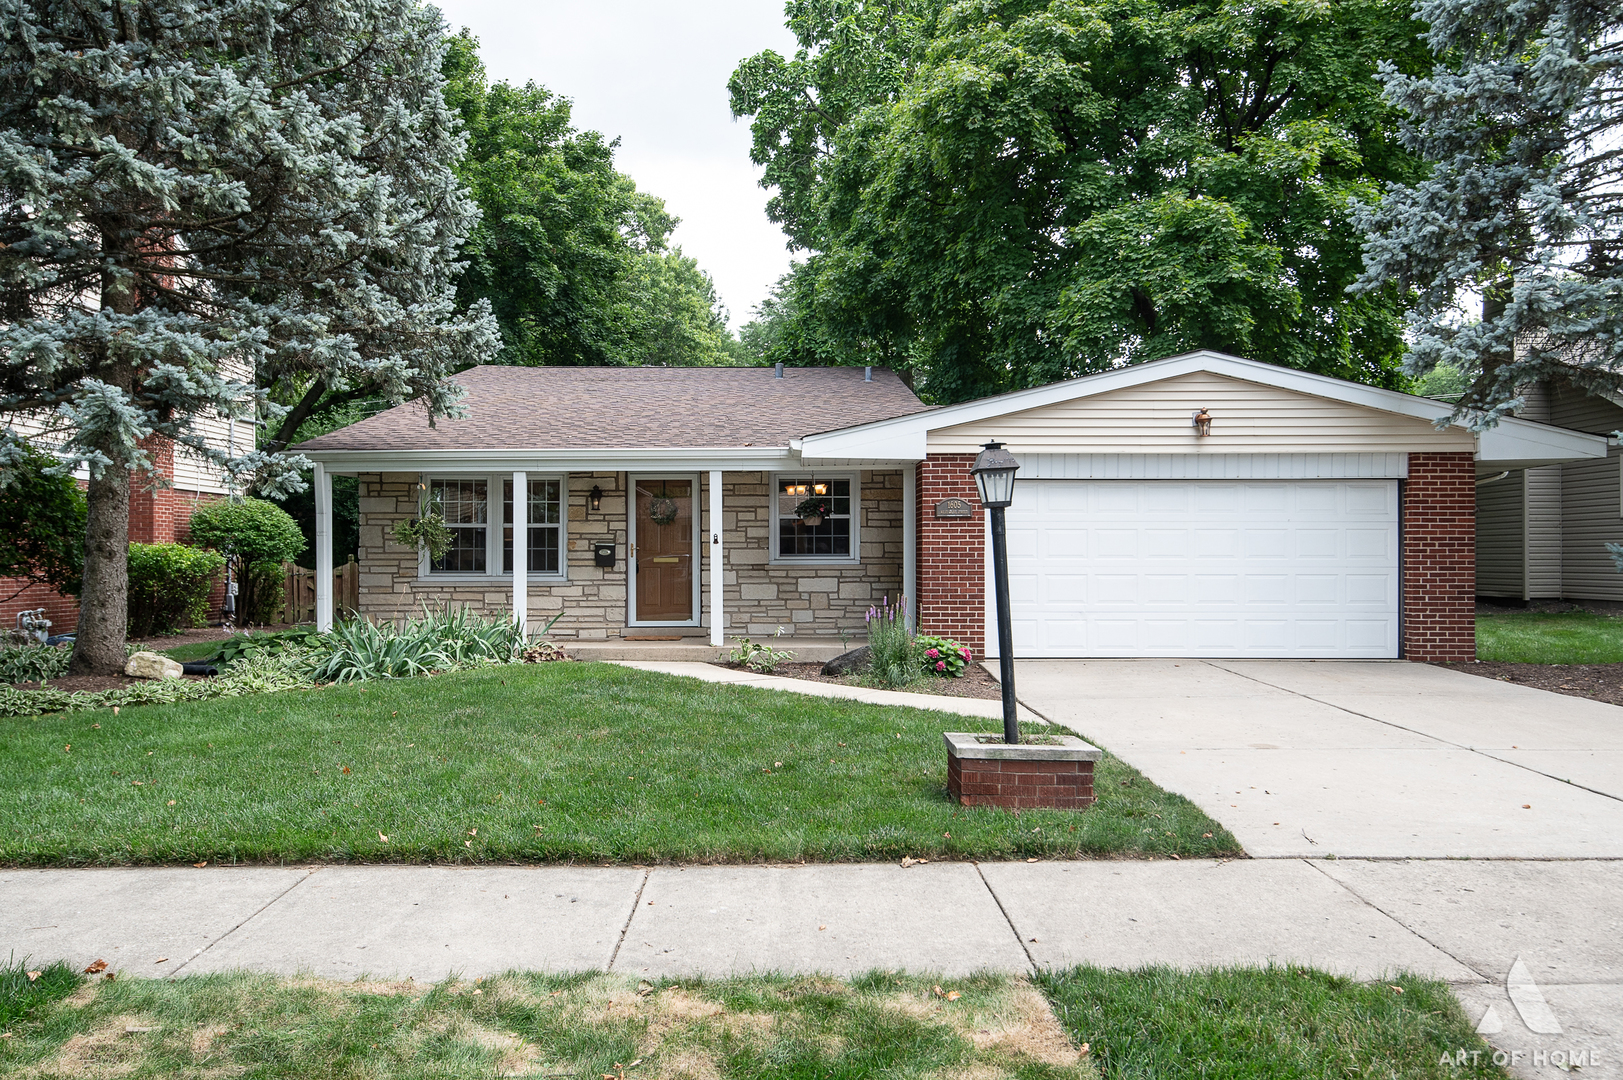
[512, 470, 527, 637]
[709, 469, 723, 647]
[314, 462, 333, 632]
[903, 461, 917, 622]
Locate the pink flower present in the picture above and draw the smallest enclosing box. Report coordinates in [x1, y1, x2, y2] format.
[935, 660, 946, 671]
[926, 648, 939, 658]
[959, 648, 971, 658]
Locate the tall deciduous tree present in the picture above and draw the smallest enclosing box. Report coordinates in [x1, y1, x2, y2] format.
[1353, 0, 1623, 422]
[0, 0, 498, 674]
[443, 31, 740, 369]
[731, 0, 1433, 402]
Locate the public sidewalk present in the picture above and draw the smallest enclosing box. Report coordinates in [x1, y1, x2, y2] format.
[2, 859, 1618, 1077]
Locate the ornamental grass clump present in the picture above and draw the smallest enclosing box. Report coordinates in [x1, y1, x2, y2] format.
[865, 595, 922, 688]
[310, 605, 526, 683]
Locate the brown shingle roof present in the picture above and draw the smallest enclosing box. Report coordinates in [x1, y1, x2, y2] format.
[294, 365, 931, 452]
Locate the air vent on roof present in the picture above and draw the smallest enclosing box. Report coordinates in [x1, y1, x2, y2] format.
[864, 366, 872, 382]
[774, 362, 783, 378]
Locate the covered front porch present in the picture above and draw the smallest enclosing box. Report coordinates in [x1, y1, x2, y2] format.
[308, 456, 920, 648]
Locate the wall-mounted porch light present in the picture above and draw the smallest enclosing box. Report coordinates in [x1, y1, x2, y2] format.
[589, 484, 603, 512]
[1192, 408, 1213, 437]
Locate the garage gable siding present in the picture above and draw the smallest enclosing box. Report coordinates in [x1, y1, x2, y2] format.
[926, 371, 1475, 456]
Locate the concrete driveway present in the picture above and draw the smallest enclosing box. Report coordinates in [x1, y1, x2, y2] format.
[1013, 659, 1623, 858]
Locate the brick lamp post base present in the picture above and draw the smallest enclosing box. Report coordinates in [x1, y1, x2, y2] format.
[944, 732, 1101, 810]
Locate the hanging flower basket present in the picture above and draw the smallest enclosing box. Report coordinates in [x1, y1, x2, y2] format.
[794, 495, 831, 527]
[648, 496, 680, 526]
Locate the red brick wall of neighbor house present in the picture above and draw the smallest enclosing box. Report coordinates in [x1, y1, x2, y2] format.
[917, 453, 987, 655]
[1402, 451, 1477, 662]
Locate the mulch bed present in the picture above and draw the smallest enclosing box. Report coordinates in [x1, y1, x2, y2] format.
[1435, 661, 1623, 707]
[716, 660, 1005, 700]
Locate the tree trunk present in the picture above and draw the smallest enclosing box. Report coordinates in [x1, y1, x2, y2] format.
[69, 464, 133, 675]
[70, 262, 138, 676]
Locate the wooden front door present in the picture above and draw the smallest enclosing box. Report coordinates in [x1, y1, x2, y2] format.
[633, 478, 694, 622]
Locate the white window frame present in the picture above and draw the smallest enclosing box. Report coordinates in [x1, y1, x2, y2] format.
[418, 472, 568, 582]
[768, 470, 862, 566]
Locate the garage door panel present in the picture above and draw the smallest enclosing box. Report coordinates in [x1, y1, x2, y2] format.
[1000, 480, 1400, 658]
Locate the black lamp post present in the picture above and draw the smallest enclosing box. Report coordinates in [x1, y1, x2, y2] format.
[971, 440, 1021, 744]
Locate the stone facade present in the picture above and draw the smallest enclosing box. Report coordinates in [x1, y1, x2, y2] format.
[354, 469, 903, 641]
[708, 470, 904, 639]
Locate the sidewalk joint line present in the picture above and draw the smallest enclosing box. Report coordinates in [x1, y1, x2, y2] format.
[607, 868, 651, 972]
[1300, 859, 1492, 984]
[1201, 661, 1622, 804]
[973, 862, 1038, 975]
[167, 866, 320, 978]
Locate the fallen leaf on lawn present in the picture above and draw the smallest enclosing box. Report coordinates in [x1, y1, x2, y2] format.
[943, 832, 951, 838]
[341, 766, 351, 774]
[472, 988, 482, 995]
[154, 957, 167, 964]
[25, 970, 40, 982]
[933, 985, 945, 997]
[378, 833, 389, 842]
[193, 861, 207, 868]
[1522, 804, 1532, 809]
[167, 800, 176, 806]
[131, 780, 144, 786]
[1202, 832, 1213, 838]
[946, 990, 961, 1001]
[103, 971, 116, 981]
[1171, 854, 1181, 860]
[122, 1025, 153, 1034]
[1079, 1042, 1090, 1054]
[113, 707, 119, 716]
[83, 959, 107, 974]
[837, 742, 846, 747]
[92, 723, 100, 729]
[1026, 857, 1039, 863]
[469, 828, 477, 836]
[774, 761, 782, 768]
[64, 744, 70, 752]
[1, 1031, 11, 1037]
[1389, 985, 1404, 993]
[637, 980, 655, 996]
[536, 799, 545, 806]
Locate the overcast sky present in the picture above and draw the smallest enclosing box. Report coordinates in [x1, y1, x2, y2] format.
[431, 1, 800, 331]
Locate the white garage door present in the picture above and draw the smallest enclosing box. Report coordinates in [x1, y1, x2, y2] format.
[995, 480, 1400, 658]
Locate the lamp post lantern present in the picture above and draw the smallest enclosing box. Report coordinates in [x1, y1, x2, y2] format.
[971, 441, 1021, 744]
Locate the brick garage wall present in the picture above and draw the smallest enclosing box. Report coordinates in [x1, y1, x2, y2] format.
[917, 453, 986, 655]
[1402, 452, 1476, 662]
[355, 471, 629, 639]
[707, 470, 903, 640]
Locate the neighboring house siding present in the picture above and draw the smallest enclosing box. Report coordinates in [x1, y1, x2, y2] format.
[1475, 469, 1525, 598]
[1402, 452, 1477, 662]
[1559, 447, 1623, 601]
[1525, 465, 1564, 596]
[927, 371, 1475, 455]
[353, 470, 903, 640]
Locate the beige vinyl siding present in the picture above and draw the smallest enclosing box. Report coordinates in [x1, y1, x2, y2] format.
[1559, 446, 1623, 601]
[1525, 465, 1564, 597]
[927, 370, 1475, 454]
[1476, 470, 1525, 598]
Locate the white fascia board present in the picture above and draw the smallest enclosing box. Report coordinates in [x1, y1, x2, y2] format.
[1476, 418, 1607, 468]
[795, 425, 929, 462]
[799, 350, 1469, 451]
[300, 446, 800, 474]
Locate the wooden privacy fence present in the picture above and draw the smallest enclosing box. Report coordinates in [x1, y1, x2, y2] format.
[282, 558, 358, 624]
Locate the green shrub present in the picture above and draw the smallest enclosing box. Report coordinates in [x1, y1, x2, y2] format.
[916, 634, 971, 677]
[310, 606, 524, 682]
[0, 643, 72, 684]
[194, 627, 330, 666]
[188, 498, 306, 624]
[0, 438, 86, 597]
[126, 542, 226, 637]
[865, 595, 921, 689]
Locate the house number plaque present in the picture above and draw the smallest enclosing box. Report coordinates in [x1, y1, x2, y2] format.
[934, 498, 974, 519]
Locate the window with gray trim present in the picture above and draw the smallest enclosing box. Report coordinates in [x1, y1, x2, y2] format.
[503, 478, 562, 573]
[429, 478, 487, 573]
[775, 475, 854, 558]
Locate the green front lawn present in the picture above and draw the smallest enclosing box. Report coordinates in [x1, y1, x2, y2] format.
[1476, 610, 1623, 664]
[0, 663, 1239, 865]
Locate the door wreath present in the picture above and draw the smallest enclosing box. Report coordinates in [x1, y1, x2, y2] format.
[648, 495, 680, 526]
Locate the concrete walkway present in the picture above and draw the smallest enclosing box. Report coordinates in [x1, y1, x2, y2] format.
[1013, 659, 1623, 859]
[2, 859, 1617, 1077]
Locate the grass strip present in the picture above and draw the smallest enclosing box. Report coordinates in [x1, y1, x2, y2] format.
[0, 958, 80, 1033]
[0, 662, 1238, 865]
[1476, 611, 1623, 664]
[1038, 965, 1506, 1079]
[0, 970, 1094, 1079]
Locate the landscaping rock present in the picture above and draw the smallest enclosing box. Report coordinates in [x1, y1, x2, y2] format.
[821, 646, 871, 676]
[124, 651, 184, 680]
